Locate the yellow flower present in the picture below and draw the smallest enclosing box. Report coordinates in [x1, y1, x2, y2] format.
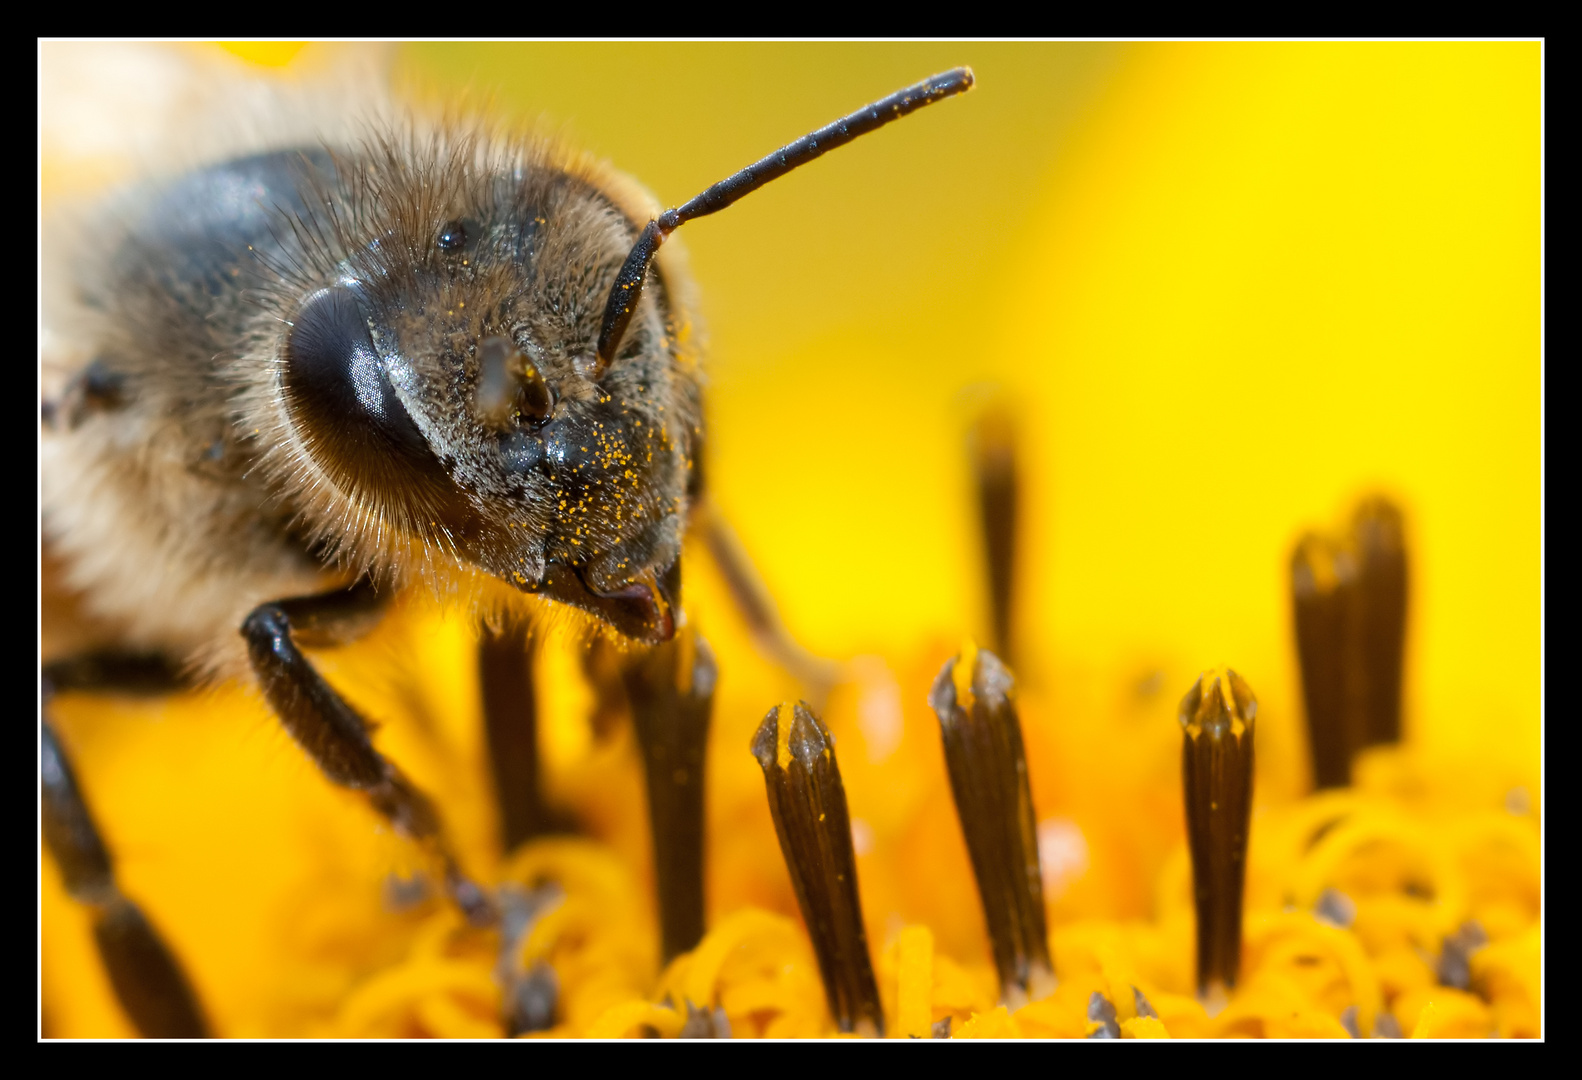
[41, 42, 1539, 1039]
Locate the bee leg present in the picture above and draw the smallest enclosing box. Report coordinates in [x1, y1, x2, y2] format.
[42, 654, 210, 1039]
[241, 582, 496, 926]
[692, 504, 841, 699]
[478, 621, 552, 851]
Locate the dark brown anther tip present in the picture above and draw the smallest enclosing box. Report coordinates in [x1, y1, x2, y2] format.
[624, 626, 716, 964]
[1351, 497, 1409, 749]
[1291, 532, 1363, 789]
[928, 641, 1054, 1008]
[752, 701, 884, 1037]
[1179, 668, 1257, 1003]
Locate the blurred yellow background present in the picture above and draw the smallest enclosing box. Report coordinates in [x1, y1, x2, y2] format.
[391, 42, 1540, 764]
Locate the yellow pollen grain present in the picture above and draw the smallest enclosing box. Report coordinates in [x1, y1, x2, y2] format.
[951, 638, 980, 712]
[776, 702, 794, 770]
[1196, 667, 1248, 739]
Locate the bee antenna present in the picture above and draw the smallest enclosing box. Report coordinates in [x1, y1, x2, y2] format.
[593, 66, 975, 376]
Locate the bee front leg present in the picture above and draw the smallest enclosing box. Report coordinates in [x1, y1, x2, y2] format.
[42, 654, 209, 1039]
[241, 582, 495, 925]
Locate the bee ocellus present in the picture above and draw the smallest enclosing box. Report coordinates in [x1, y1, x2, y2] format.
[40, 52, 973, 1037]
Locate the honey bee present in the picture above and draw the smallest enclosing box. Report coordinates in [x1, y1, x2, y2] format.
[40, 45, 972, 1037]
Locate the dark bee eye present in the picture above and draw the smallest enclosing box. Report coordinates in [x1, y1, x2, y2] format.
[437, 219, 468, 252]
[284, 286, 445, 489]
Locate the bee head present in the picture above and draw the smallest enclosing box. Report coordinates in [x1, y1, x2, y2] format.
[279, 144, 699, 644]
[277, 69, 973, 641]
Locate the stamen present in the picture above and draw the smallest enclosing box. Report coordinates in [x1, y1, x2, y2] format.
[1351, 497, 1408, 748]
[624, 626, 717, 964]
[479, 622, 551, 850]
[752, 701, 884, 1036]
[972, 407, 1020, 667]
[1291, 533, 1362, 788]
[1179, 668, 1257, 1002]
[927, 642, 1054, 1007]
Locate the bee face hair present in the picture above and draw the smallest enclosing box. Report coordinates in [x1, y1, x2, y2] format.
[54, 120, 699, 651]
[257, 126, 700, 641]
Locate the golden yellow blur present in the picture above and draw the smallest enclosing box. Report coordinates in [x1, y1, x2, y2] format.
[40, 42, 1539, 1038]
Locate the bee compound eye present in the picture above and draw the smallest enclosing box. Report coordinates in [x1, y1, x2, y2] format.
[437, 219, 468, 252]
[284, 286, 437, 478]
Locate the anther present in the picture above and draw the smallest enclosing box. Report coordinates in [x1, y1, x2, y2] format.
[1291, 533, 1362, 789]
[927, 641, 1054, 1007]
[752, 701, 884, 1036]
[623, 626, 717, 963]
[1179, 668, 1257, 1003]
[972, 407, 1020, 667]
[1351, 497, 1408, 748]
